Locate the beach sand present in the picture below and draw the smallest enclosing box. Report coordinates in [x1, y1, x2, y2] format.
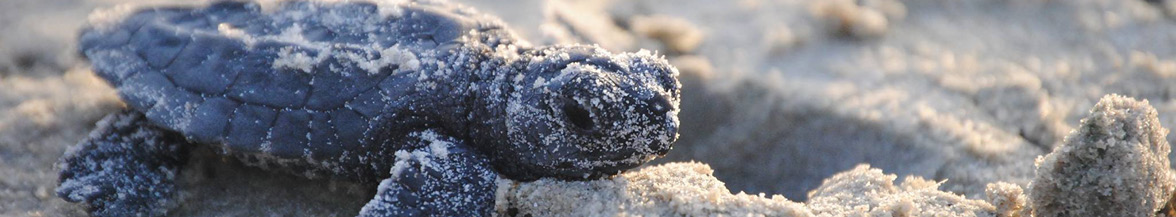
[2, 0, 1176, 216]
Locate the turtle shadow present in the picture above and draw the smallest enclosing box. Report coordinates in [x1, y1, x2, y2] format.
[170, 147, 374, 217]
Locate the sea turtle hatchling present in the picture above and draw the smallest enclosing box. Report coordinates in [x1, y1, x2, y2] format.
[55, 0, 681, 216]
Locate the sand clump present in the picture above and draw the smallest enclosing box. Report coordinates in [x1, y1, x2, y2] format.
[809, 0, 905, 39]
[984, 182, 1029, 217]
[629, 15, 705, 54]
[1027, 94, 1176, 216]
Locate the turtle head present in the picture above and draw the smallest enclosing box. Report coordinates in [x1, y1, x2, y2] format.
[488, 45, 680, 181]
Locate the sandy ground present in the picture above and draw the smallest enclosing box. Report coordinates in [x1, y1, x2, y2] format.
[3, 0, 1176, 216]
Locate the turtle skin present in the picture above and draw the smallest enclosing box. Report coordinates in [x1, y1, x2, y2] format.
[58, 0, 681, 216]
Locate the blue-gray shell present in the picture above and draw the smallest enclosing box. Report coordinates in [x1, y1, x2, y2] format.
[79, 0, 518, 169]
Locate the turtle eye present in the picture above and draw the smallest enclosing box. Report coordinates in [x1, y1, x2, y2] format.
[562, 102, 595, 131]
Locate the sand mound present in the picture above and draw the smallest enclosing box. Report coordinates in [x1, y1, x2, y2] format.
[497, 162, 1001, 217]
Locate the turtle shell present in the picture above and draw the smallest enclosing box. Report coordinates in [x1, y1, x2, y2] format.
[79, 0, 511, 163]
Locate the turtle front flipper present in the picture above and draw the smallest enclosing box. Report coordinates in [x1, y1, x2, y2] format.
[358, 130, 498, 217]
[56, 110, 190, 217]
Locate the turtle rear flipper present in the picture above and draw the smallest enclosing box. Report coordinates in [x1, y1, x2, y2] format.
[56, 110, 190, 217]
[359, 131, 498, 217]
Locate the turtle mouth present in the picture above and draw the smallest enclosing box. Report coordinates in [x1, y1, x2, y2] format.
[549, 149, 660, 180]
[549, 160, 641, 180]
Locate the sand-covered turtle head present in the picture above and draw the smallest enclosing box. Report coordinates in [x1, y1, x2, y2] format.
[492, 45, 680, 181]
